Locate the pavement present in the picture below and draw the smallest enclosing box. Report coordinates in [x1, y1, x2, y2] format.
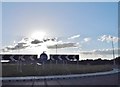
[1, 68, 120, 86]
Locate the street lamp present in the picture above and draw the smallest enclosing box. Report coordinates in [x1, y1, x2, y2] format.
[55, 38, 58, 54]
[56, 44, 57, 54]
[111, 36, 116, 68]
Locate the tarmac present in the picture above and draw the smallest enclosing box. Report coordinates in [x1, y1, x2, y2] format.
[1, 68, 120, 86]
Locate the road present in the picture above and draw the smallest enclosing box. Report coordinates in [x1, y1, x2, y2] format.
[2, 73, 119, 86]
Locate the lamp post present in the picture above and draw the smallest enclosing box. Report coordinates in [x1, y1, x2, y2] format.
[111, 36, 116, 68]
[55, 38, 58, 54]
[56, 44, 57, 54]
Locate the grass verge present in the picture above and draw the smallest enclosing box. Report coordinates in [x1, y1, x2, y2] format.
[2, 64, 113, 77]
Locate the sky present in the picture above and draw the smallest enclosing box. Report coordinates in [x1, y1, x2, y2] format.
[1, 2, 119, 60]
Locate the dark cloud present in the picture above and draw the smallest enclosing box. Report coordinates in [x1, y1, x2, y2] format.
[13, 43, 29, 50]
[31, 39, 43, 44]
[31, 38, 57, 44]
[1, 37, 79, 52]
[47, 42, 78, 49]
[5, 43, 29, 51]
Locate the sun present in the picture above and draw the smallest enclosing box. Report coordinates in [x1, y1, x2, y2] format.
[31, 31, 46, 40]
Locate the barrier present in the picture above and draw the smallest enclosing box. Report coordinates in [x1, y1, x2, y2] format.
[50, 55, 79, 61]
[0, 54, 38, 63]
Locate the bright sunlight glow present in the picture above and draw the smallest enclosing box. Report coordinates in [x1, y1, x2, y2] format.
[31, 31, 46, 40]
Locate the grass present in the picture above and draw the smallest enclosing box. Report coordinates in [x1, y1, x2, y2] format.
[2, 63, 113, 77]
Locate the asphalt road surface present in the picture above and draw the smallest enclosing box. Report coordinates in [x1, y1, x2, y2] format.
[2, 73, 119, 87]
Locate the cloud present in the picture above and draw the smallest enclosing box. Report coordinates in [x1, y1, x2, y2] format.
[3, 43, 30, 52]
[47, 42, 78, 49]
[2, 38, 32, 52]
[83, 38, 91, 42]
[13, 38, 31, 50]
[80, 48, 119, 55]
[14, 43, 30, 50]
[68, 34, 80, 40]
[1, 37, 79, 52]
[31, 37, 57, 44]
[2, 46, 14, 52]
[80, 48, 120, 60]
[98, 35, 120, 43]
[31, 39, 43, 44]
[81, 37, 91, 43]
[18, 38, 31, 44]
[31, 37, 79, 49]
